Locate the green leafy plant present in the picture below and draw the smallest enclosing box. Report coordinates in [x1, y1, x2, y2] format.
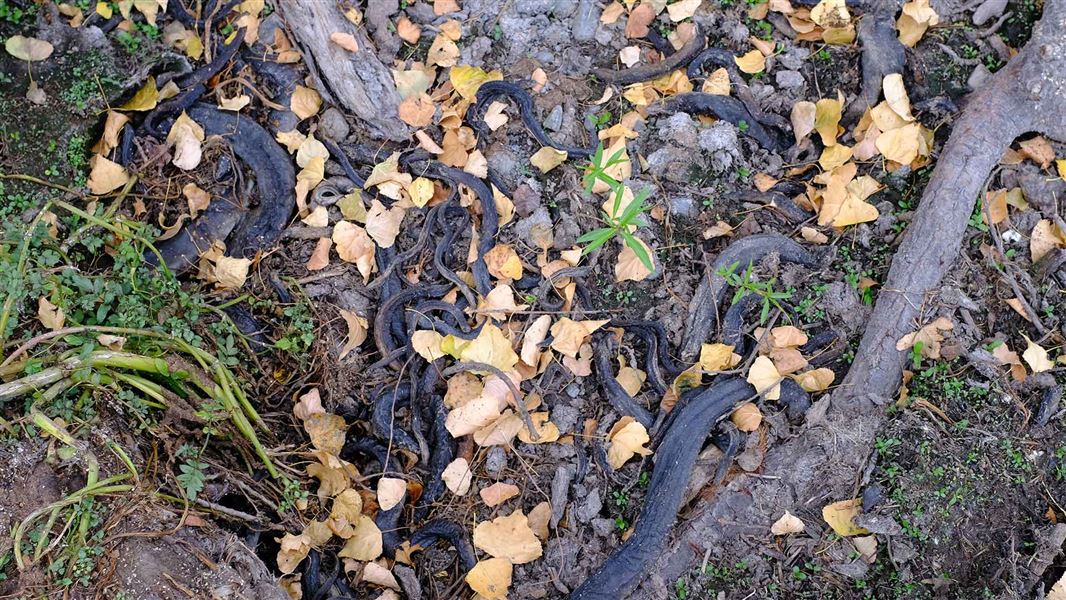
[717, 261, 793, 324]
[577, 143, 655, 271]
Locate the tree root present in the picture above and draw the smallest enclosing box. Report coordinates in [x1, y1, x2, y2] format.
[647, 1, 1066, 593]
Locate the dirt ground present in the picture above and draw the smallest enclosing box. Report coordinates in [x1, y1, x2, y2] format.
[0, 0, 1064, 599]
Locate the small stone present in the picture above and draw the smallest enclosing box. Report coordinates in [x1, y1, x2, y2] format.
[575, 489, 602, 522]
[968, 64, 992, 90]
[553, 213, 581, 249]
[565, 382, 581, 399]
[553, 0, 578, 17]
[318, 107, 350, 142]
[515, 207, 554, 249]
[590, 518, 615, 537]
[551, 404, 580, 434]
[544, 105, 564, 132]
[484, 447, 507, 477]
[518, 0, 556, 14]
[659, 112, 699, 149]
[698, 122, 739, 154]
[775, 70, 805, 89]
[668, 196, 698, 218]
[573, 0, 600, 41]
[512, 184, 541, 217]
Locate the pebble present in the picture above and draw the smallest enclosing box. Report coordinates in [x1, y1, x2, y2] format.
[551, 404, 580, 434]
[668, 196, 698, 218]
[318, 107, 349, 142]
[544, 105, 564, 131]
[553, 213, 581, 249]
[775, 69, 805, 89]
[572, 0, 600, 41]
[590, 518, 616, 537]
[659, 112, 699, 149]
[518, 0, 556, 14]
[484, 447, 507, 477]
[698, 122, 739, 154]
[968, 64, 992, 90]
[565, 382, 582, 399]
[575, 488, 603, 522]
[550, 465, 573, 528]
[553, 0, 578, 16]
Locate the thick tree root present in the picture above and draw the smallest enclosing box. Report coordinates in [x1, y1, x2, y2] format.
[644, 2, 1066, 594]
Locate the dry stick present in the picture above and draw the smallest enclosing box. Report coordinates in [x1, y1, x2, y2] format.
[440, 362, 539, 441]
[650, 0, 1066, 585]
[981, 179, 1047, 335]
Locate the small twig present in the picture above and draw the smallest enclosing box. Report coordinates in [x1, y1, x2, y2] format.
[441, 361, 539, 441]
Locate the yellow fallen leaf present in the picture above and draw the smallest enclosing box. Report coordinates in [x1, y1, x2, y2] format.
[549, 318, 608, 358]
[702, 67, 731, 95]
[332, 221, 376, 282]
[338, 515, 383, 560]
[37, 297, 65, 331]
[5, 35, 53, 61]
[530, 147, 568, 173]
[607, 416, 652, 468]
[747, 355, 782, 400]
[792, 368, 835, 392]
[362, 562, 400, 590]
[409, 177, 435, 208]
[822, 498, 869, 536]
[365, 199, 406, 248]
[616, 363, 647, 396]
[412, 330, 447, 361]
[771, 511, 805, 535]
[897, 0, 939, 47]
[398, 93, 436, 127]
[338, 308, 367, 359]
[442, 457, 474, 495]
[734, 49, 766, 74]
[472, 511, 543, 564]
[376, 477, 406, 511]
[304, 412, 347, 454]
[458, 323, 520, 372]
[667, 0, 703, 20]
[731, 402, 763, 431]
[479, 284, 529, 320]
[213, 256, 251, 289]
[93, 111, 130, 155]
[791, 100, 817, 144]
[427, 33, 460, 67]
[276, 533, 311, 574]
[1031, 219, 1066, 262]
[484, 244, 523, 280]
[1022, 335, 1054, 373]
[474, 410, 523, 446]
[625, 2, 656, 37]
[465, 558, 513, 600]
[517, 411, 561, 444]
[699, 343, 741, 371]
[450, 65, 503, 100]
[801, 226, 829, 244]
[875, 122, 923, 164]
[218, 93, 251, 111]
[291, 85, 322, 120]
[527, 502, 552, 540]
[819, 144, 852, 170]
[86, 154, 130, 195]
[814, 96, 843, 146]
[615, 238, 654, 282]
[810, 0, 850, 28]
[1018, 136, 1056, 169]
[895, 316, 953, 359]
[882, 74, 915, 122]
[397, 16, 421, 44]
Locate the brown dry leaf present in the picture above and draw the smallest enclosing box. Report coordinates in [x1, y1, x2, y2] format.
[484, 244, 523, 280]
[37, 297, 65, 331]
[527, 502, 552, 540]
[814, 96, 843, 146]
[607, 416, 652, 468]
[530, 147, 568, 173]
[302, 205, 329, 228]
[96, 334, 126, 351]
[213, 256, 251, 289]
[810, 0, 850, 28]
[465, 149, 489, 178]
[520, 315, 553, 367]
[771, 511, 805, 535]
[619, 45, 641, 67]
[377, 477, 406, 511]
[792, 368, 835, 392]
[364, 153, 413, 200]
[791, 100, 817, 144]
[876, 122, 923, 164]
[304, 412, 347, 454]
[6, 35, 53, 62]
[822, 499, 870, 536]
[703, 220, 734, 239]
[667, 0, 703, 20]
[894, 316, 953, 359]
[332, 221, 376, 282]
[1022, 335, 1054, 373]
[93, 111, 130, 154]
[731, 403, 763, 431]
[483, 100, 510, 130]
[412, 330, 447, 362]
[365, 199, 406, 248]
[398, 93, 436, 127]
[166, 112, 205, 170]
[601, 1, 625, 23]
[446, 387, 510, 437]
[294, 388, 324, 421]
[474, 410, 523, 446]
[625, 3, 656, 38]
[338, 515, 383, 560]
[362, 562, 400, 590]
[87, 154, 130, 194]
[329, 31, 358, 52]
[747, 356, 782, 400]
[984, 189, 1009, 225]
[770, 347, 809, 375]
[734, 49, 766, 74]
[428, 33, 460, 66]
[473, 511, 543, 564]
[442, 457, 474, 495]
[465, 558, 513, 600]
[549, 318, 608, 358]
[397, 16, 421, 44]
[615, 238, 654, 282]
[562, 342, 593, 376]
[434, 0, 461, 14]
[479, 284, 529, 320]
[616, 363, 647, 396]
[338, 309, 368, 360]
[992, 342, 1027, 382]
[699, 343, 741, 371]
[1031, 219, 1066, 262]
[753, 173, 778, 192]
[819, 144, 853, 170]
[291, 85, 322, 120]
[801, 226, 829, 244]
[882, 74, 915, 121]
[480, 482, 521, 507]
[182, 182, 211, 217]
[1018, 136, 1056, 169]
[276, 533, 311, 574]
[218, 93, 250, 111]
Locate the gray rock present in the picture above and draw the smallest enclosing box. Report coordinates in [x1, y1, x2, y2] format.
[573, 0, 600, 41]
[484, 447, 507, 477]
[646, 146, 693, 183]
[515, 207, 554, 249]
[658, 112, 699, 149]
[973, 0, 1008, 25]
[406, 2, 436, 24]
[460, 36, 493, 66]
[775, 69, 805, 89]
[554, 213, 581, 249]
[487, 146, 519, 187]
[318, 107, 350, 142]
[552, 404, 580, 434]
[550, 465, 573, 528]
[853, 513, 903, 535]
[822, 280, 869, 335]
[544, 105, 564, 131]
[590, 518, 616, 537]
[776, 47, 810, 71]
[393, 565, 422, 600]
[698, 121, 739, 155]
[565, 383, 582, 399]
[594, 26, 615, 46]
[668, 196, 698, 218]
[968, 64, 992, 90]
[575, 488, 603, 522]
[553, 0, 578, 17]
[518, 0, 556, 14]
